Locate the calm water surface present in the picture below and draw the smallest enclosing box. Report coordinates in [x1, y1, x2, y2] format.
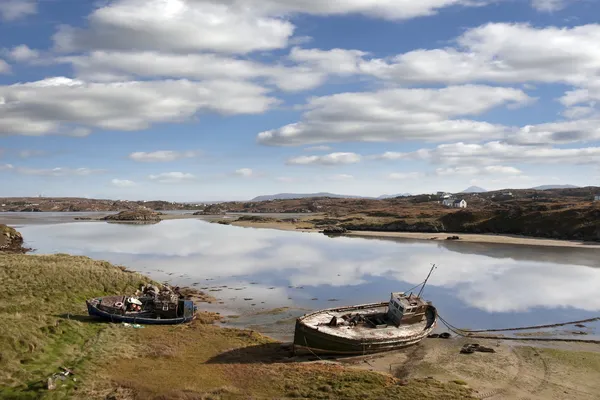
[15, 218, 600, 340]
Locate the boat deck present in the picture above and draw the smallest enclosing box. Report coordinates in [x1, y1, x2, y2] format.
[300, 305, 429, 341]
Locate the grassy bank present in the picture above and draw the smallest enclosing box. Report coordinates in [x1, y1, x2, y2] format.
[0, 252, 476, 399]
[0, 253, 153, 399]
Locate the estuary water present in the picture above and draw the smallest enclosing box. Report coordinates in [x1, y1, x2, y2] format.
[13, 217, 600, 341]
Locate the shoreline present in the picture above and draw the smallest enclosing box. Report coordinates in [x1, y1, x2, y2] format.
[229, 220, 600, 249]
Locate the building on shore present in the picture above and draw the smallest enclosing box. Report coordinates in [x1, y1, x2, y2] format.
[594, 195, 600, 201]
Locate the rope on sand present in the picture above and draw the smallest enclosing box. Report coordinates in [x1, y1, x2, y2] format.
[437, 314, 600, 344]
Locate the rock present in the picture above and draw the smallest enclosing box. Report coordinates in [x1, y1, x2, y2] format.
[321, 226, 348, 235]
[0, 224, 28, 253]
[103, 210, 162, 222]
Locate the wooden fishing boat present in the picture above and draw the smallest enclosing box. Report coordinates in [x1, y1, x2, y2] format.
[86, 295, 196, 325]
[293, 265, 439, 355]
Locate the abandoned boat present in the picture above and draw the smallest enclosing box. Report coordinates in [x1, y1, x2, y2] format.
[293, 292, 437, 355]
[293, 264, 439, 355]
[86, 295, 196, 325]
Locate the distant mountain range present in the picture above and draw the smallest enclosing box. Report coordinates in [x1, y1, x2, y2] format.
[250, 192, 412, 201]
[530, 185, 579, 190]
[461, 186, 487, 193]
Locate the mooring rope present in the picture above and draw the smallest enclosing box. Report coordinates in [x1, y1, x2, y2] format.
[437, 314, 600, 344]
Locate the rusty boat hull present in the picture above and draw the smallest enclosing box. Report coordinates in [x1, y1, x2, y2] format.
[293, 301, 437, 355]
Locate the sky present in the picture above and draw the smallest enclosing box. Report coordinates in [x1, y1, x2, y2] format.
[1, 0, 600, 201]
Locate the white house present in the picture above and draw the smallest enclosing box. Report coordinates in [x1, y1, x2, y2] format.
[594, 195, 600, 201]
[442, 199, 454, 207]
[453, 199, 467, 208]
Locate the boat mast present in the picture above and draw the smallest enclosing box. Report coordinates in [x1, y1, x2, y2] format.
[417, 264, 436, 298]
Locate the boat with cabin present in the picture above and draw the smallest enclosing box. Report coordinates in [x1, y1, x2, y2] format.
[293, 266, 438, 355]
[86, 284, 197, 325]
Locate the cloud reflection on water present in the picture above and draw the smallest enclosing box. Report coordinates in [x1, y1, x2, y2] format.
[19, 219, 600, 314]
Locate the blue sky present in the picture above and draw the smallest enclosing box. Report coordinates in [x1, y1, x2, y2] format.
[1, 0, 600, 201]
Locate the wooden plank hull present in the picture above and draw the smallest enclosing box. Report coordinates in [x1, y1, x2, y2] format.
[86, 299, 195, 325]
[293, 302, 437, 355]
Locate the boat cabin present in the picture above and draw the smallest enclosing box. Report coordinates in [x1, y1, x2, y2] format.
[387, 292, 429, 326]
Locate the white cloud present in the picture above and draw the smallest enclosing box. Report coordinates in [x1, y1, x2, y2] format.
[52, 0, 294, 54]
[435, 165, 522, 176]
[111, 179, 136, 187]
[0, 163, 14, 171]
[407, 141, 600, 165]
[0, 59, 9, 74]
[0, 0, 36, 21]
[292, 23, 600, 106]
[530, 0, 568, 12]
[51, 0, 499, 57]
[129, 150, 197, 162]
[388, 172, 423, 180]
[0, 77, 276, 136]
[289, 47, 369, 75]
[148, 172, 195, 184]
[58, 51, 325, 91]
[16, 167, 105, 176]
[286, 152, 362, 165]
[259, 85, 532, 146]
[8, 45, 40, 62]
[304, 145, 332, 152]
[235, 168, 254, 177]
[218, 0, 496, 21]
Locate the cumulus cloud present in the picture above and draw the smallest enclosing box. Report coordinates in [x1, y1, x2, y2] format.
[235, 168, 254, 177]
[129, 150, 197, 162]
[0, 77, 276, 136]
[111, 178, 136, 187]
[286, 152, 362, 165]
[394, 141, 600, 165]
[8, 45, 40, 62]
[52, 0, 294, 54]
[148, 172, 195, 183]
[259, 85, 531, 146]
[59, 51, 325, 91]
[0, 0, 36, 21]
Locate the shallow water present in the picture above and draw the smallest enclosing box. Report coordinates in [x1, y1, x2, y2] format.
[14, 218, 600, 341]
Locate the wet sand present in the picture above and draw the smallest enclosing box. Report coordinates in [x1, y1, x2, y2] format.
[338, 337, 600, 400]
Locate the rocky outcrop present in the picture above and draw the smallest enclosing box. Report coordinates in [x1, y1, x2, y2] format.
[322, 226, 348, 235]
[103, 210, 162, 222]
[0, 224, 28, 253]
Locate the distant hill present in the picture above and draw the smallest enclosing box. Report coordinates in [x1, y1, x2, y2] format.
[530, 185, 579, 190]
[250, 193, 368, 201]
[377, 193, 412, 199]
[461, 186, 487, 193]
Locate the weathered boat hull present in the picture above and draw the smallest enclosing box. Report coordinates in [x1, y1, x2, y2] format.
[86, 298, 195, 325]
[293, 302, 437, 355]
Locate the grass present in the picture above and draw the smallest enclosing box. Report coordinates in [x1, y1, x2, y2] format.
[93, 322, 476, 400]
[0, 253, 152, 399]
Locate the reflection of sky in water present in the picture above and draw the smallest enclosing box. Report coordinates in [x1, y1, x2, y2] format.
[18, 220, 600, 335]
